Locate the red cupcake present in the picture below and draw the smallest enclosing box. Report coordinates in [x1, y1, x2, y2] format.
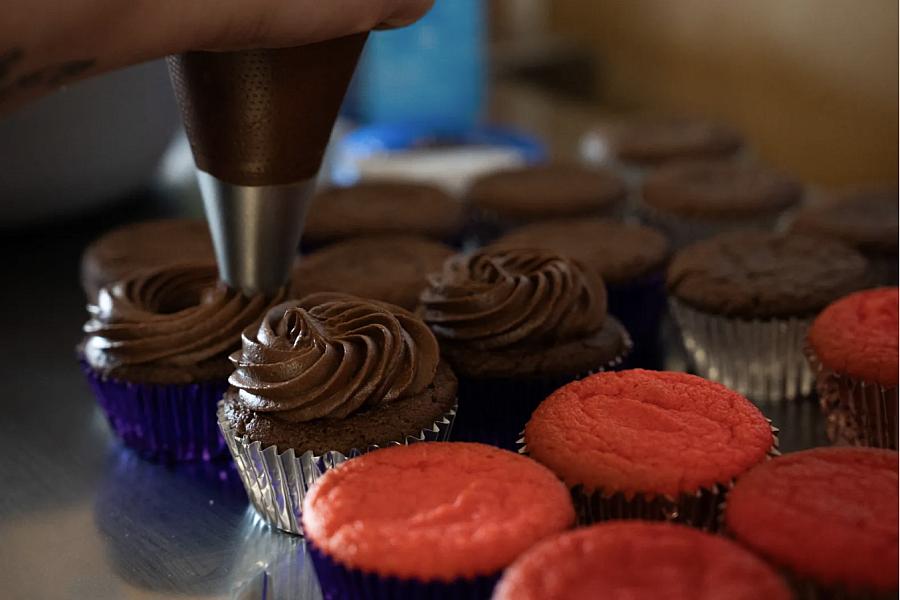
[493, 522, 792, 600]
[523, 369, 777, 528]
[301, 442, 575, 600]
[806, 288, 899, 449]
[725, 447, 898, 598]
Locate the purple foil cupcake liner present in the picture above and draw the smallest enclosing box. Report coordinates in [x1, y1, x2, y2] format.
[80, 361, 229, 462]
[219, 401, 457, 534]
[606, 270, 667, 360]
[670, 299, 815, 402]
[806, 346, 898, 450]
[451, 332, 633, 451]
[308, 540, 501, 600]
[521, 424, 779, 531]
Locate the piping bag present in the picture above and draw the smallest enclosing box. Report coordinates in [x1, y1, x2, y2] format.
[167, 34, 368, 296]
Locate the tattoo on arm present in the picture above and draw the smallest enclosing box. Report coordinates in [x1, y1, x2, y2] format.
[0, 47, 97, 107]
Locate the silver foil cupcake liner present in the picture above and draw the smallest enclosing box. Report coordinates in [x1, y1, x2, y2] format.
[638, 201, 783, 250]
[218, 401, 457, 534]
[806, 346, 898, 450]
[520, 423, 779, 531]
[670, 298, 815, 402]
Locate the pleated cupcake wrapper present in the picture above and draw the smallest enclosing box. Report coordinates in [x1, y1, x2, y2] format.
[519, 423, 779, 531]
[867, 256, 899, 287]
[452, 333, 633, 451]
[787, 570, 897, 600]
[80, 360, 229, 462]
[307, 538, 501, 600]
[638, 201, 784, 250]
[805, 345, 898, 450]
[219, 400, 458, 535]
[606, 270, 667, 357]
[670, 299, 815, 402]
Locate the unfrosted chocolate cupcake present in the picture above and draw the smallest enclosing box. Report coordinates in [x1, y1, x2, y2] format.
[791, 187, 899, 285]
[466, 164, 627, 244]
[582, 115, 745, 168]
[291, 235, 454, 310]
[668, 233, 872, 402]
[219, 293, 457, 533]
[496, 218, 670, 360]
[79, 263, 288, 461]
[420, 246, 631, 449]
[641, 161, 803, 248]
[302, 181, 466, 250]
[81, 218, 216, 303]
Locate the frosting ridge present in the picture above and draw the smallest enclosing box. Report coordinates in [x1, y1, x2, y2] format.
[229, 293, 440, 422]
[420, 246, 607, 349]
[83, 264, 284, 370]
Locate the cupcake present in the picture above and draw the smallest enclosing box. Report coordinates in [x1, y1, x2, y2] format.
[466, 164, 627, 244]
[725, 447, 898, 599]
[302, 442, 575, 600]
[668, 232, 872, 402]
[806, 288, 898, 449]
[219, 293, 457, 533]
[580, 115, 745, 190]
[80, 218, 215, 303]
[493, 522, 792, 600]
[791, 187, 899, 285]
[523, 369, 777, 528]
[302, 181, 466, 251]
[496, 218, 671, 361]
[79, 263, 286, 461]
[420, 246, 632, 449]
[290, 235, 454, 311]
[641, 161, 803, 249]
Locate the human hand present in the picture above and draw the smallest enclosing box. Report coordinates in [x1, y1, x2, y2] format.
[0, 0, 433, 113]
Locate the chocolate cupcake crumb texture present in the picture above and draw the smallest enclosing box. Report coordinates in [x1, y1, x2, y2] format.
[667, 233, 872, 319]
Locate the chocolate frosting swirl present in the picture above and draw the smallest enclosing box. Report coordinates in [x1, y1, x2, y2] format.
[420, 246, 607, 349]
[229, 293, 440, 422]
[82, 264, 285, 370]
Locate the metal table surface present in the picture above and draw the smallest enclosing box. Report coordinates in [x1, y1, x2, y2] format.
[0, 195, 829, 600]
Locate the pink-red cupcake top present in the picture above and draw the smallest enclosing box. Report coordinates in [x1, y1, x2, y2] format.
[726, 447, 899, 593]
[301, 442, 575, 581]
[807, 287, 899, 387]
[524, 370, 774, 497]
[492, 522, 792, 600]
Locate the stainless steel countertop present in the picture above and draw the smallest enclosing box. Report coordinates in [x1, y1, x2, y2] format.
[0, 194, 829, 600]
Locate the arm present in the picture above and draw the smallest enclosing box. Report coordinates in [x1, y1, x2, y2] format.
[0, 0, 431, 114]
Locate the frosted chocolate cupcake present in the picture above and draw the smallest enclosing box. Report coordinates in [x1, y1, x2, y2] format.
[792, 187, 899, 285]
[79, 264, 287, 461]
[302, 181, 466, 251]
[668, 233, 872, 402]
[420, 246, 631, 449]
[466, 164, 627, 244]
[641, 161, 803, 248]
[81, 218, 215, 303]
[290, 235, 454, 310]
[496, 218, 670, 360]
[219, 293, 457, 533]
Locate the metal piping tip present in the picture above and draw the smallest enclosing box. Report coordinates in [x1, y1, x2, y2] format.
[197, 171, 315, 297]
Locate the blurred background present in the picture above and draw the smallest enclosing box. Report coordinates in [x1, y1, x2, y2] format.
[0, 0, 895, 224]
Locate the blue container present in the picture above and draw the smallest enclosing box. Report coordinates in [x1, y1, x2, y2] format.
[346, 0, 486, 133]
